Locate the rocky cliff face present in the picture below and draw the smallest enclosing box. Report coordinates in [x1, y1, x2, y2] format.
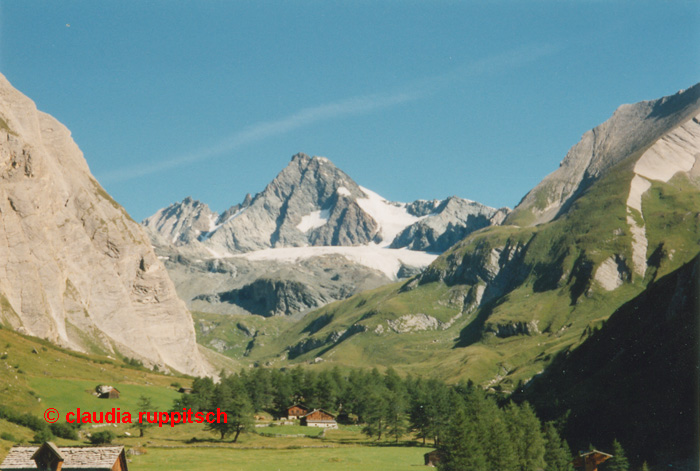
[0, 73, 210, 376]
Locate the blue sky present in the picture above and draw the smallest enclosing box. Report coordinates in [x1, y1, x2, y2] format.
[1, 1, 699, 221]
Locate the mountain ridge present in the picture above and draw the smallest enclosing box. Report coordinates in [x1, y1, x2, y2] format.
[143, 153, 507, 257]
[507, 82, 700, 226]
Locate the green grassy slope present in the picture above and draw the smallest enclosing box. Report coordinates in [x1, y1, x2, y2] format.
[226, 156, 700, 390]
[0, 326, 192, 457]
[518, 254, 699, 466]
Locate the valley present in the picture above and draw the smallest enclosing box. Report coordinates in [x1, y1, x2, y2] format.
[0, 54, 698, 470]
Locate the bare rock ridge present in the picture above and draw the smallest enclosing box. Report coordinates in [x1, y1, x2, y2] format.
[143, 153, 508, 257]
[0, 73, 210, 376]
[507, 83, 700, 225]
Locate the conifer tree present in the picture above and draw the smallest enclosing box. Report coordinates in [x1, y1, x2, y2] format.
[606, 439, 630, 471]
[361, 387, 389, 440]
[505, 402, 546, 471]
[385, 389, 407, 443]
[439, 404, 487, 471]
[133, 395, 154, 438]
[543, 421, 573, 471]
[408, 379, 432, 445]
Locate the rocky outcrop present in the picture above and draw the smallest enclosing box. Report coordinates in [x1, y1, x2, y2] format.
[391, 197, 508, 252]
[387, 314, 440, 333]
[287, 323, 366, 359]
[0, 73, 210, 376]
[486, 320, 540, 338]
[594, 255, 631, 291]
[421, 238, 530, 308]
[196, 278, 327, 317]
[142, 197, 217, 246]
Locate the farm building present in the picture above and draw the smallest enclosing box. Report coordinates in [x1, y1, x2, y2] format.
[0, 441, 128, 471]
[424, 450, 442, 467]
[573, 450, 613, 471]
[301, 409, 338, 428]
[95, 385, 120, 399]
[178, 387, 193, 394]
[286, 404, 309, 419]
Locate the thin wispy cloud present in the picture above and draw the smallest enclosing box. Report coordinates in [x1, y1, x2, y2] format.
[101, 42, 561, 183]
[100, 89, 421, 183]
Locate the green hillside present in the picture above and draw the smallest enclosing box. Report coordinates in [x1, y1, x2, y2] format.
[218, 157, 700, 391]
[518, 254, 699, 467]
[0, 325, 193, 456]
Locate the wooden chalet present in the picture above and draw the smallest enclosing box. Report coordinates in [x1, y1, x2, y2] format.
[301, 409, 338, 429]
[286, 404, 309, 419]
[573, 450, 613, 471]
[0, 442, 128, 471]
[424, 449, 442, 467]
[95, 385, 120, 399]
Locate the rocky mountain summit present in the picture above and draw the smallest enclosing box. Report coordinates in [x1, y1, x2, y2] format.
[143, 154, 507, 316]
[0, 73, 210, 376]
[144, 153, 506, 255]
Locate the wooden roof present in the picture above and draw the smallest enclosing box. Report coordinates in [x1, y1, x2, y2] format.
[573, 450, 613, 469]
[578, 450, 612, 460]
[303, 409, 336, 420]
[30, 442, 63, 462]
[1, 444, 126, 470]
[287, 404, 308, 410]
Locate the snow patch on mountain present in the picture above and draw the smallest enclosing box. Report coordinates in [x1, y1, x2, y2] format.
[229, 245, 438, 279]
[356, 186, 426, 246]
[297, 209, 331, 232]
[201, 207, 248, 241]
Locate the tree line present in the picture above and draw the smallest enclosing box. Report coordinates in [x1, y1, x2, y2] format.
[173, 366, 612, 471]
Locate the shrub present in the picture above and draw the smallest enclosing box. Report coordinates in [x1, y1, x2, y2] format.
[50, 422, 79, 440]
[0, 432, 17, 442]
[0, 406, 49, 432]
[89, 430, 114, 445]
[33, 429, 53, 443]
[122, 357, 144, 368]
